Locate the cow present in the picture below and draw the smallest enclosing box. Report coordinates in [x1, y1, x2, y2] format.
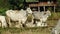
[33, 10, 51, 27]
[0, 15, 7, 28]
[51, 19, 60, 34]
[6, 8, 34, 28]
[6, 9, 27, 28]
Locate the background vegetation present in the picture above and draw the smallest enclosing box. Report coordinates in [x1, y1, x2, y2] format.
[0, 0, 60, 15]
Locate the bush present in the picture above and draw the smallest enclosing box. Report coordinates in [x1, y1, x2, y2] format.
[0, 8, 8, 16]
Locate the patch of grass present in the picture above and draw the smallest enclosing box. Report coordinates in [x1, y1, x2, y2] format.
[47, 12, 60, 27]
[0, 27, 51, 34]
[0, 8, 8, 16]
[49, 12, 60, 19]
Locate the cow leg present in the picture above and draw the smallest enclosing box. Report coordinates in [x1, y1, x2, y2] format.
[21, 20, 26, 27]
[6, 16, 11, 27]
[19, 19, 23, 27]
[7, 17, 11, 27]
[15, 19, 22, 28]
[31, 16, 34, 24]
[1, 18, 7, 28]
[1, 21, 7, 28]
[0, 23, 1, 27]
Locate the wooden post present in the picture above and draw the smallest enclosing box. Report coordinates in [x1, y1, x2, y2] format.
[39, 7, 40, 9]
[38, 6, 40, 12]
[44, 6, 45, 12]
[54, 6, 55, 12]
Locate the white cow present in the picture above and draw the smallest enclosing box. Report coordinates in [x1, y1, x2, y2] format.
[35, 21, 47, 27]
[33, 10, 51, 27]
[0, 15, 7, 28]
[51, 19, 60, 34]
[40, 10, 51, 23]
[6, 8, 33, 28]
[26, 7, 32, 14]
[6, 10, 27, 28]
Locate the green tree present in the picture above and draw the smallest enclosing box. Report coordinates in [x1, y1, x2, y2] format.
[8, 0, 24, 10]
[56, 0, 60, 11]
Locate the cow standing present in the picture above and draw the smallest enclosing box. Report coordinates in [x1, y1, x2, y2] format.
[0, 15, 7, 28]
[6, 8, 34, 28]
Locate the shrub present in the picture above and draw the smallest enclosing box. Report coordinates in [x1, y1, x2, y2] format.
[0, 8, 8, 16]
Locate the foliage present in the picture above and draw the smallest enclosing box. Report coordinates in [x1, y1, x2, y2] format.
[26, 0, 38, 2]
[56, 0, 60, 12]
[8, 0, 24, 10]
[48, 7, 52, 11]
[0, 8, 8, 16]
[48, 12, 60, 20]
[0, 0, 9, 8]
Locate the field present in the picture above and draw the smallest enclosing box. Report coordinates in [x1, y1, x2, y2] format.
[0, 12, 60, 34]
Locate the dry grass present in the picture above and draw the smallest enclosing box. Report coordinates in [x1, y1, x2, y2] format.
[0, 27, 51, 34]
